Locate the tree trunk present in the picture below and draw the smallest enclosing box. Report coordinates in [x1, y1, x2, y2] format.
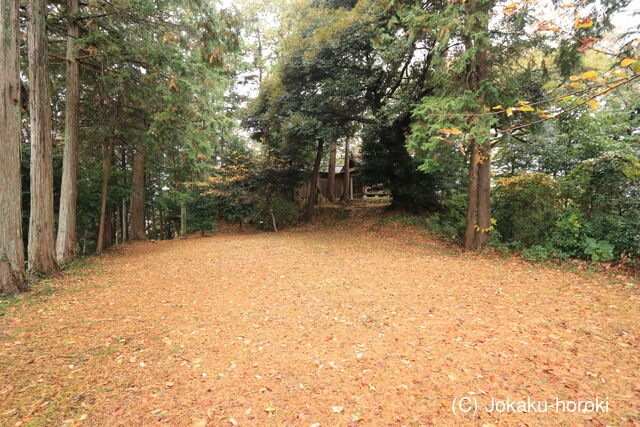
[96, 139, 114, 253]
[341, 139, 351, 203]
[121, 146, 128, 242]
[129, 143, 147, 240]
[115, 205, 120, 245]
[0, 0, 28, 294]
[304, 140, 324, 222]
[463, 141, 479, 250]
[55, 0, 81, 264]
[474, 142, 492, 248]
[180, 202, 187, 236]
[103, 206, 113, 249]
[327, 141, 336, 202]
[27, 0, 60, 277]
[121, 198, 128, 242]
[462, 3, 492, 250]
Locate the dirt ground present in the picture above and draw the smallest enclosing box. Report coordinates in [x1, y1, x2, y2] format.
[1, 221, 638, 426]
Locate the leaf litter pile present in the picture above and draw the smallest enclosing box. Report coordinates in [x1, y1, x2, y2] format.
[1, 222, 638, 426]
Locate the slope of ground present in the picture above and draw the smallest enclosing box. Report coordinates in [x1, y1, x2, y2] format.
[1, 221, 638, 426]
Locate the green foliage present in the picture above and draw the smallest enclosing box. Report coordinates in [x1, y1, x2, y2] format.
[489, 153, 640, 263]
[191, 151, 302, 229]
[186, 190, 219, 235]
[547, 207, 586, 260]
[493, 174, 559, 246]
[583, 238, 614, 262]
[521, 245, 554, 262]
[257, 196, 299, 231]
[560, 153, 640, 260]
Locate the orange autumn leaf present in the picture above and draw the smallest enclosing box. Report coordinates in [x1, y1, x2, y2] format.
[502, 3, 517, 13]
[575, 17, 593, 28]
[437, 128, 462, 135]
[620, 58, 637, 67]
[537, 23, 559, 31]
[577, 37, 598, 52]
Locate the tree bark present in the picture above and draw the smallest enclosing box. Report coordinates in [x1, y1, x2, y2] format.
[27, 0, 60, 277]
[129, 143, 147, 240]
[327, 141, 336, 202]
[55, 0, 81, 264]
[0, 0, 28, 294]
[304, 139, 324, 222]
[462, 3, 492, 250]
[103, 206, 113, 249]
[121, 198, 128, 242]
[463, 141, 479, 250]
[341, 139, 350, 203]
[474, 142, 492, 248]
[180, 202, 187, 236]
[96, 139, 114, 253]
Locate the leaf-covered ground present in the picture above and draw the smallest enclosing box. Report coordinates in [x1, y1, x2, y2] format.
[1, 221, 638, 426]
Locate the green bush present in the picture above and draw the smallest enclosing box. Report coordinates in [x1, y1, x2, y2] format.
[546, 206, 585, 259]
[488, 156, 640, 264]
[258, 196, 299, 230]
[583, 238, 614, 262]
[559, 154, 640, 260]
[522, 245, 553, 262]
[493, 173, 560, 246]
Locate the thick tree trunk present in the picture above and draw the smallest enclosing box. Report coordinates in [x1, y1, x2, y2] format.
[96, 139, 114, 253]
[55, 0, 81, 264]
[327, 141, 336, 202]
[27, 0, 60, 277]
[129, 143, 147, 240]
[474, 142, 492, 248]
[0, 0, 28, 294]
[463, 141, 479, 250]
[341, 139, 351, 203]
[462, 5, 492, 250]
[304, 140, 324, 223]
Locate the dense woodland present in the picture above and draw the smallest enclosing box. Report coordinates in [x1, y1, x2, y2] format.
[1, 0, 639, 295]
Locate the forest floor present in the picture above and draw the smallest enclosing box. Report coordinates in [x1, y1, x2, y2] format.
[1, 216, 639, 426]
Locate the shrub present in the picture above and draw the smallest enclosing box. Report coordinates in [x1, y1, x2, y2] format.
[493, 173, 560, 246]
[583, 238, 614, 262]
[258, 196, 299, 230]
[560, 153, 640, 260]
[522, 245, 553, 262]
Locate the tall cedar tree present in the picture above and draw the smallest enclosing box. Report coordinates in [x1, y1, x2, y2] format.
[56, 0, 81, 263]
[27, 0, 60, 276]
[0, 0, 28, 294]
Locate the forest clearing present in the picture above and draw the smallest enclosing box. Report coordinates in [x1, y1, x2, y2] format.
[1, 216, 639, 426]
[1, 0, 639, 425]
